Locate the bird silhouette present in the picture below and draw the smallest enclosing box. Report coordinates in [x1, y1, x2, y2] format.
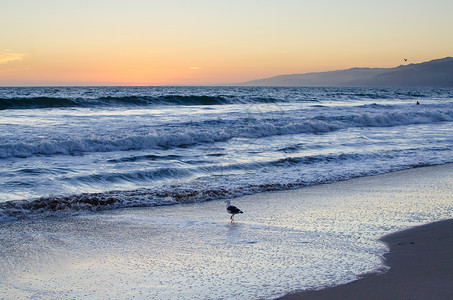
[225, 200, 243, 222]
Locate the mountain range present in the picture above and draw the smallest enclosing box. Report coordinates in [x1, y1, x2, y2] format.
[240, 57, 453, 88]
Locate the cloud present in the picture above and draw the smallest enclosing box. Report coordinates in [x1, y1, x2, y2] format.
[0, 51, 27, 64]
[189, 66, 200, 70]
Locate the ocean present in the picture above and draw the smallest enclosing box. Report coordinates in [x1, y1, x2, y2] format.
[0, 86, 452, 298]
[1, 86, 452, 219]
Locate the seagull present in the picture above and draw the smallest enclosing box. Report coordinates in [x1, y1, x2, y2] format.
[225, 200, 243, 221]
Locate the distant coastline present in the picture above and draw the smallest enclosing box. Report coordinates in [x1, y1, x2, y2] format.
[237, 57, 453, 88]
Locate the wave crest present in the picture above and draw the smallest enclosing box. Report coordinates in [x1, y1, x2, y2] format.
[1, 107, 452, 158]
[0, 95, 285, 110]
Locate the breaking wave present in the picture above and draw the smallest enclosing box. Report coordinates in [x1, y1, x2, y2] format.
[0, 147, 450, 222]
[0, 95, 286, 110]
[1, 106, 452, 158]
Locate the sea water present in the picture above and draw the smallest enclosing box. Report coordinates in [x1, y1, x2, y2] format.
[0, 86, 453, 298]
[0, 86, 452, 217]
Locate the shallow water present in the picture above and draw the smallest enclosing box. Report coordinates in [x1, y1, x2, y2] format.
[1, 164, 452, 299]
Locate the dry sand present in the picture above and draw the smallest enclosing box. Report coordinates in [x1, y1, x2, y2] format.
[279, 219, 453, 300]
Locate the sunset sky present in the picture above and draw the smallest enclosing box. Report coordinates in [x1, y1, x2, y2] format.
[1, 0, 452, 86]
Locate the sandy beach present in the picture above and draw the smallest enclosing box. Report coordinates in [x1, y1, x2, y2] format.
[280, 190, 453, 299]
[280, 219, 453, 300]
[1, 164, 452, 299]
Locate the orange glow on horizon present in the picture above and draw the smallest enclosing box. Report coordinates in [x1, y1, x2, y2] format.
[1, 0, 452, 86]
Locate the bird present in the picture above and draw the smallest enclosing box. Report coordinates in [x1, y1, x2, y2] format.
[225, 200, 243, 221]
[404, 58, 408, 62]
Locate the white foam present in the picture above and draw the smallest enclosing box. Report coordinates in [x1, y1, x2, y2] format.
[1, 103, 452, 159]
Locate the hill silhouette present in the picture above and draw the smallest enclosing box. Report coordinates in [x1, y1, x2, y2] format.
[241, 57, 453, 87]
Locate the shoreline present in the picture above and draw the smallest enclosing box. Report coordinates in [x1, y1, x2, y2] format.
[279, 219, 453, 300]
[1, 163, 450, 223]
[1, 163, 452, 299]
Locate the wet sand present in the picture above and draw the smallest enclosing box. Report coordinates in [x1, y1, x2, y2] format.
[1, 164, 452, 299]
[280, 219, 453, 300]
